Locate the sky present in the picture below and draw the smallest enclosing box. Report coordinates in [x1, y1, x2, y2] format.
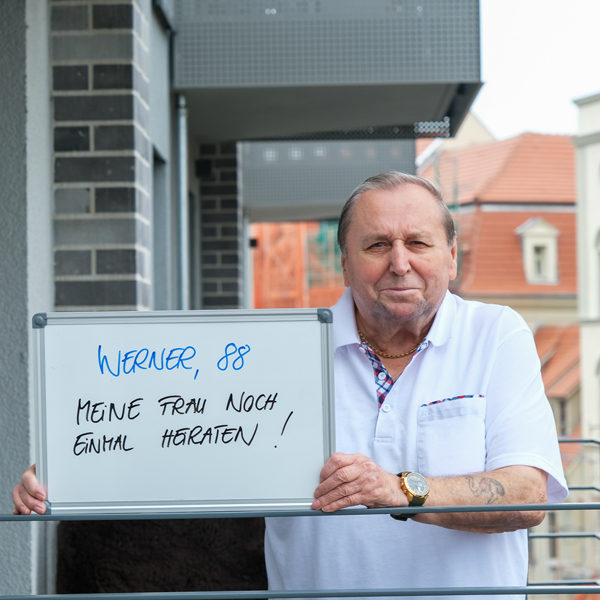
[470, 0, 600, 140]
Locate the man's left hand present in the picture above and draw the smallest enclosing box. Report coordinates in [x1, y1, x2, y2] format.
[312, 452, 407, 512]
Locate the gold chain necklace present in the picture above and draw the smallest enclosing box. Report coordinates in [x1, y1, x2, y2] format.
[357, 328, 422, 359]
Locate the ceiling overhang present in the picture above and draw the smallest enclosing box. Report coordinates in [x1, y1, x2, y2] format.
[171, 0, 482, 142]
[179, 81, 482, 142]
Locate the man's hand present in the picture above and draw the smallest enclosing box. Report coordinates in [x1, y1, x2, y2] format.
[311, 452, 407, 512]
[12, 465, 47, 515]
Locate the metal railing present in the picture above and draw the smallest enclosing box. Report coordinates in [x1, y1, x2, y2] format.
[1, 440, 598, 600]
[1, 502, 600, 522]
[2, 503, 599, 599]
[526, 439, 600, 595]
[0, 586, 599, 600]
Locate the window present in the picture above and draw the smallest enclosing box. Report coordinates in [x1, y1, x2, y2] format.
[596, 230, 600, 315]
[533, 245, 546, 278]
[558, 399, 567, 437]
[515, 218, 560, 284]
[548, 512, 557, 558]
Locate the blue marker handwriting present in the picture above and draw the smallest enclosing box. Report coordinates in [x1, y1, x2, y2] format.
[98, 345, 197, 376]
[217, 343, 251, 371]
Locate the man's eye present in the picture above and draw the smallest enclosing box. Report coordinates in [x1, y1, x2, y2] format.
[369, 242, 386, 249]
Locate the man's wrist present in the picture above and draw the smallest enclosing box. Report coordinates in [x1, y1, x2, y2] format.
[391, 471, 430, 521]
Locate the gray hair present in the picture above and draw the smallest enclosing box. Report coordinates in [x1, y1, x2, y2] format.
[337, 171, 456, 255]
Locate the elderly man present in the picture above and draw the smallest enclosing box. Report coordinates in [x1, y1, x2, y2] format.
[15, 172, 566, 598]
[263, 172, 567, 598]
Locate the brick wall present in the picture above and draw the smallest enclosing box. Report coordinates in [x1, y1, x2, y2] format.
[52, 0, 153, 310]
[197, 142, 243, 309]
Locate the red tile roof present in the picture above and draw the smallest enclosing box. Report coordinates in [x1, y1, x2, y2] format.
[534, 325, 580, 399]
[533, 325, 580, 468]
[421, 133, 576, 205]
[451, 210, 577, 296]
[422, 131, 578, 296]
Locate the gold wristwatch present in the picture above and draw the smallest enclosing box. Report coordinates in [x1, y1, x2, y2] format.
[391, 471, 429, 521]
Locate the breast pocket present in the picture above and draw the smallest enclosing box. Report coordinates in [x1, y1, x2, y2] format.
[417, 396, 486, 477]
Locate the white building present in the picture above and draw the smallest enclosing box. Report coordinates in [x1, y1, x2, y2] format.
[574, 92, 600, 442]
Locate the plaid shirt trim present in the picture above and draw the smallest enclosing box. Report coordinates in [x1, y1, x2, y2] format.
[420, 394, 485, 407]
[361, 339, 429, 408]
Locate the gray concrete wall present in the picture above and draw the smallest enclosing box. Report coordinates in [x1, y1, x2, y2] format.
[0, 0, 54, 594]
[0, 3, 32, 592]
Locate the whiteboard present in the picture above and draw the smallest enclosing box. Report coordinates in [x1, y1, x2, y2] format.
[32, 309, 335, 515]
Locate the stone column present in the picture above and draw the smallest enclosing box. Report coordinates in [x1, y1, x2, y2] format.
[197, 142, 243, 309]
[51, 0, 152, 310]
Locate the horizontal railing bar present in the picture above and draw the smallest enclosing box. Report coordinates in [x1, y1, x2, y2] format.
[569, 486, 600, 492]
[529, 532, 600, 539]
[2, 585, 600, 600]
[2, 502, 599, 522]
[559, 438, 600, 445]
[529, 580, 600, 586]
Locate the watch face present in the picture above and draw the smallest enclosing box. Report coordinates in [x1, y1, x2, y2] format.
[406, 472, 428, 497]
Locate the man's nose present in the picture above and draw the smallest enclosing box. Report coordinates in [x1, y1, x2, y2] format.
[389, 243, 411, 274]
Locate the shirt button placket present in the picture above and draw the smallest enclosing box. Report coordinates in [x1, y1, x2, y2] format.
[375, 400, 395, 441]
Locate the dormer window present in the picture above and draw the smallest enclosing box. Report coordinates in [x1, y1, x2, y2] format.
[515, 218, 560, 284]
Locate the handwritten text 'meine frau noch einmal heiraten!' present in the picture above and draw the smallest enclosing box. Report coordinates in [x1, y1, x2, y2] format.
[70, 343, 293, 457]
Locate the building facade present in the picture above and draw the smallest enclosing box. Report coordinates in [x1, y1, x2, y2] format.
[420, 132, 578, 328]
[574, 92, 600, 443]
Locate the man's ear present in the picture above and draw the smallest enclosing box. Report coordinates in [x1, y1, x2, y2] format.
[448, 238, 458, 281]
[341, 253, 350, 287]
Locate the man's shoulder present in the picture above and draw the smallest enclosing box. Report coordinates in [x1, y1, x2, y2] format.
[448, 293, 530, 335]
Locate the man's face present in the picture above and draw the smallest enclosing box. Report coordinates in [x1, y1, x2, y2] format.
[341, 184, 457, 329]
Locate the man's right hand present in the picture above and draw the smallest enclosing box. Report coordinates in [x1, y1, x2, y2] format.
[12, 465, 46, 515]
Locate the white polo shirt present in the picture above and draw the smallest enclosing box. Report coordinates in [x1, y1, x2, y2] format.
[265, 288, 568, 600]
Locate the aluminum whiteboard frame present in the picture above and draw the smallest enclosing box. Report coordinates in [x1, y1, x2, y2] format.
[32, 308, 335, 515]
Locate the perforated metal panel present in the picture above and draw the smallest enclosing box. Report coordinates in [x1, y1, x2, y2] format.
[254, 118, 452, 141]
[240, 140, 416, 222]
[174, 0, 479, 88]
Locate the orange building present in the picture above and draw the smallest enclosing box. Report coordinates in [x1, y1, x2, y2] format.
[421, 133, 577, 327]
[251, 221, 345, 309]
[421, 132, 580, 436]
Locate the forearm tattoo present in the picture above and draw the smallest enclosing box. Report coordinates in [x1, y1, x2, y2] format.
[465, 475, 506, 504]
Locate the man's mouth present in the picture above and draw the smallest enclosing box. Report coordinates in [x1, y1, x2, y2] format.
[379, 286, 419, 296]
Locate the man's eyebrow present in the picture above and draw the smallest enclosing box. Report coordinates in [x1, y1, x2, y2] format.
[360, 229, 436, 245]
[360, 232, 391, 245]
[404, 230, 434, 240]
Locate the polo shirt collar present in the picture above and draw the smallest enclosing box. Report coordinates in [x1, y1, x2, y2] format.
[331, 287, 455, 350]
[424, 290, 455, 347]
[332, 288, 360, 350]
